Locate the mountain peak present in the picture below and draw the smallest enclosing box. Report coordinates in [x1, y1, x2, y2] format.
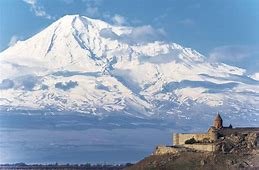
[59, 14, 106, 23]
[0, 15, 258, 126]
[55, 14, 115, 33]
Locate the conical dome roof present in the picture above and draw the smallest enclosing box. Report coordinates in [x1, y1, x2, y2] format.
[213, 113, 223, 129]
[214, 113, 222, 121]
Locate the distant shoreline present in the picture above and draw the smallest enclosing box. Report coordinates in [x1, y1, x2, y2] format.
[0, 163, 133, 170]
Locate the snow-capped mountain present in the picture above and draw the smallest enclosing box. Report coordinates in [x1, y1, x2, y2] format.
[0, 15, 258, 125]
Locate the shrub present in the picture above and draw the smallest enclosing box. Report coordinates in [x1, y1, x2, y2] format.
[202, 138, 210, 143]
[185, 137, 196, 144]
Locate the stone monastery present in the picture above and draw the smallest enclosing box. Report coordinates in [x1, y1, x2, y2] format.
[155, 113, 259, 154]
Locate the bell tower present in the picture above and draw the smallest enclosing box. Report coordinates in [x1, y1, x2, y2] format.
[213, 113, 223, 129]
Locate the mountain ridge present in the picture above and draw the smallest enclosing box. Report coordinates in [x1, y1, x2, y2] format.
[0, 15, 258, 126]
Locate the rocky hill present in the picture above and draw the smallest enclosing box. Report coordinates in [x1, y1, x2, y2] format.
[125, 151, 259, 170]
[126, 132, 259, 170]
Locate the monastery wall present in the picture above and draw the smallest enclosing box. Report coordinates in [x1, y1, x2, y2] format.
[153, 144, 216, 155]
[183, 144, 216, 152]
[173, 133, 210, 145]
[153, 145, 179, 155]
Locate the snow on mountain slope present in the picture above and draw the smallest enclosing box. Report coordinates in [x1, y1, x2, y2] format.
[0, 15, 258, 124]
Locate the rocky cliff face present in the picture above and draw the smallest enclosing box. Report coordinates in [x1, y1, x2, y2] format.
[216, 132, 258, 154]
[126, 132, 259, 169]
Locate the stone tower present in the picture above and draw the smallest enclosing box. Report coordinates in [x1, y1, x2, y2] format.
[208, 127, 218, 142]
[213, 113, 223, 129]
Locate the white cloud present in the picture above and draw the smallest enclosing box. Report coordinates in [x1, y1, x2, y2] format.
[209, 45, 258, 62]
[83, 0, 103, 17]
[8, 35, 20, 47]
[100, 25, 166, 44]
[111, 14, 127, 25]
[23, 0, 36, 5]
[23, 0, 54, 20]
[81, 0, 138, 27]
[129, 25, 166, 41]
[208, 45, 259, 72]
[251, 73, 259, 81]
[85, 5, 100, 17]
[130, 18, 142, 25]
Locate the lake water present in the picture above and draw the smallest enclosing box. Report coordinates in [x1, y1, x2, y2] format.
[0, 114, 173, 164]
[1, 112, 256, 164]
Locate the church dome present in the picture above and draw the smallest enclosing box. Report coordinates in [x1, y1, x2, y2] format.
[214, 113, 222, 121]
[213, 113, 223, 129]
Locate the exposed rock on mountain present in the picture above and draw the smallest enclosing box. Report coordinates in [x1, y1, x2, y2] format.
[0, 15, 258, 126]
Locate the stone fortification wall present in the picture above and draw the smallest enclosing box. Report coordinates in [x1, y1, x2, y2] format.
[173, 133, 210, 145]
[153, 145, 179, 155]
[153, 144, 216, 155]
[183, 144, 215, 152]
[219, 128, 259, 136]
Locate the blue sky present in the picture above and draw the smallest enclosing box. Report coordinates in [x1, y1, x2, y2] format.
[0, 0, 259, 73]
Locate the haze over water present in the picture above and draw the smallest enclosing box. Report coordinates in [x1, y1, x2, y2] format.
[0, 114, 172, 164]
